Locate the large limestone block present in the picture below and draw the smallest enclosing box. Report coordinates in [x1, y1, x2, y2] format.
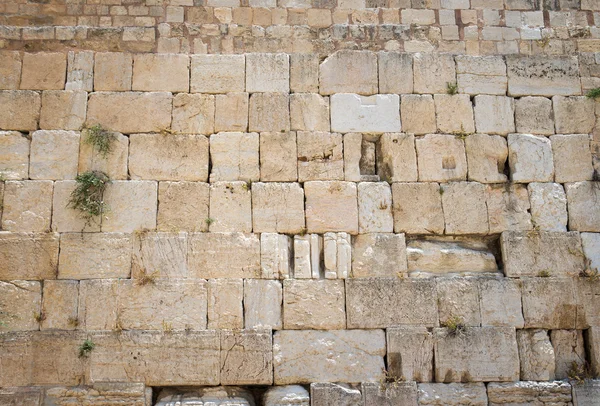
[290, 93, 330, 132]
[342, 132, 362, 182]
[400, 95, 436, 135]
[101, 181, 158, 232]
[264, 385, 309, 406]
[501, 231, 585, 277]
[437, 278, 481, 327]
[416, 134, 467, 182]
[66, 51, 93, 92]
[486, 184, 532, 233]
[297, 131, 343, 181]
[565, 182, 600, 232]
[466, 134, 508, 183]
[0, 232, 59, 280]
[515, 96, 555, 135]
[508, 133, 554, 183]
[379, 52, 414, 94]
[357, 183, 393, 233]
[294, 234, 320, 280]
[528, 183, 568, 232]
[479, 278, 524, 328]
[209, 181, 252, 233]
[246, 53, 290, 93]
[392, 183, 444, 234]
[89, 331, 220, 386]
[40, 90, 87, 130]
[87, 92, 172, 134]
[522, 278, 586, 329]
[132, 232, 188, 279]
[172, 93, 215, 135]
[434, 327, 520, 382]
[387, 327, 434, 382]
[310, 383, 362, 406]
[129, 133, 209, 181]
[377, 133, 418, 182]
[362, 382, 418, 406]
[417, 383, 488, 406]
[94, 52, 132, 91]
[456, 55, 508, 95]
[188, 233, 260, 278]
[0, 131, 29, 179]
[290, 53, 318, 93]
[20, 52, 66, 90]
[157, 181, 209, 232]
[244, 279, 282, 329]
[215, 92, 248, 132]
[346, 278, 438, 328]
[77, 279, 119, 330]
[1, 180, 52, 232]
[283, 279, 346, 330]
[249, 93, 290, 132]
[352, 233, 407, 278]
[553, 96, 596, 134]
[319, 51, 377, 95]
[413, 53, 456, 94]
[261, 233, 292, 279]
[0, 387, 42, 405]
[517, 329, 556, 380]
[434, 94, 475, 134]
[487, 381, 573, 405]
[551, 134, 593, 183]
[576, 278, 600, 328]
[0, 281, 41, 331]
[208, 279, 243, 329]
[407, 239, 498, 275]
[78, 130, 129, 180]
[473, 95, 515, 135]
[210, 132, 259, 182]
[0, 91, 41, 131]
[572, 380, 600, 406]
[260, 132, 298, 182]
[52, 184, 98, 234]
[551, 329, 586, 379]
[29, 130, 79, 180]
[252, 182, 305, 233]
[273, 330, 386, 384]
[305, 181, 358, 234]
[44, 383, 149, 406]
[507, 56, 581, 96]
[191, 54, 245, 93]
[118, 280, 207, 330]
[0, 51, 21, 90]
[582, 233, 600, 272]
[442, 182, 489, 234]
[40, 280, 78, 330]
[132, 54, 189, 92]
[330, 94, 401, 133]
[220, 330, 273, 385]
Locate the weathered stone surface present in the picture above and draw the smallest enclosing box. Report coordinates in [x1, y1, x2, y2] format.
[156, 386, 254, 406]
[0, 91, 41, 131]
[551, 134, 594, 183]
[407, 239, 498, 275]
[310, 383, 362, 406]
[78, 130, 129, 180]
[274, 330, 386, 384]
[132, 54, 189, 92]
[249, 93, 290, 132]
[188, 233, 260, 278]
[157, 181, 209, 232]
[252, 182, 305, 234]
[290, 93, 330, 132]
[244, 279, 282, 329]
[331, 94, 401, 133]
[501, 231, 585, 277]
[40, 280, 78, 330]
[220, 330, 273, 385]
[215, 92, 249, 132]
[297, 131, 343, 181]
[352, 233, 407, 278]
[456, 55, 507, 95]
[94, 52, 132, 91]
[89, 331, 220, 386]
[66, 51, 93, 92]
[588, 328, 600, 378]
[0, 51, 21, 90]
[357, 183, 393, 233]
[392, 183, 444, 234]
[0, 131, 29, 180]
[319, 51, 377, 95]
[292, 236, 314, 276]
[2, 180, 52, 232]
[0, 281, 41, 331]
[400, 94, 436, 135]
[522, 278, 586, 329]
[553, 96, 596, 134]
[379, 52, 413, 94]
[247, 53, 290, 93]
[582, 233, 600, 272]
[416, 134, 467, 182]
[517, 329, 556, 380]
[473, 95, 515, 135]
[191, 54, 245, 93]
[87, 92, 172, 134]
[565, 182, 600, 232]
[101, 181, 157, 232]
[20, 52, 66, 90]
[29, 130, 79, 180]
[487, 381, 573, 405]
[507, 56, 581, 96]
[486, 184, 532, 233]
[417, 383, 487, 406]
[305, 181, 358, 234]
[0, 232, 59, 280]
[40, 90, 87, 130]
[437, 278, 481, 327]
[260, 132, 298, 182]
[465, 134, 508, 183]
[54, 187, 99, 233]
[479, 278, 524, 328]
[346, 278, 438, 328]
[342, 132, 362, 182]
[209, 181, 252, 233]
[172, 93, 215, 135]
[434, 327, 520, 382]
[264, 385, 309, 406]
[323, 232, 351, 279]
[0, 387, 42, 405]
[44, 383, 149, 406]
[290, 54, 318, 93]
[434, 94, 475, 134]
[377, 133, 418, 182]
[508, 133, 555, 183]
[261, 233, 292, 279]
[77, 279, 119, 330]
[283, 279, 346, 330]
[414, 53, 456, 94]
[551, 329, 586, 379]
[515, 96, 555, 135]
[572, 380, 600, 406]
[442, 182, 489, 235]
[362, 382, 418, 406]
[387, 327, 434, 382]
[132, 232, 188, 279]
[528, 183, 568, 232]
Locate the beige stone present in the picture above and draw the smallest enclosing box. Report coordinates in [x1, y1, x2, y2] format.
[208, 279, 243, 329]
[407, 239, 498, 275]
[357, 183, 393, 233]
[290, 93, 330, 132]
[252, 182, 305, 233]
[515, 96, 555, 135]
[565, 182, 600, 232]
[273, 330, 386, 384]
[465, 134, 508, 183]
[283, 280, 345, 330]
[521, 278, 586, 329]
[0, 232, 59, 280]
[220, 330, 273, 385]
[0, 51, 21, 90]
[66, 51, 93, 92]
[416, 134, 467, 182]
[244, 279, 282, 329]
[0, 131, 29, 180]
[379, 52, 413, 94]
[551, 329, 586, 379]
[305, 181, 358, 234]
[0, 91, 41, 131]
[78, 129, 129, 180]
[87, 92, 172, 134]
[0, 387, 42, 405]
[157, 181, 209, 232]
[246, 53, 290, 93]
[29, 130, 80, 180]
[486, 183, 532, 233]
[487, 381, 573, 405]
[387, 327, 433, 382]
[264, 385, 310, 406]
[129, 133, 209, 181]
[1, 180, 53, 232]
[77, 279, 119, 330]
[132, 54, 189, 92]
[132, 232, 188, 279]
[249, 93, 290, 132]
[342, 133, 362, 182]
[473, 95, 515, 135]
[20, 53, 66, 90]
[209, 181, 252, 232]
[322, 232, 351, 279]
[528, 183, 568, 232]
[437, 277, 481, 327]
[94, 52, 132, 91]
[414, 53, 456, 94]
[215, 92, 248, 132]
[553, 96, 596, 134]
[319, 50, 377, 95]
[290, 53, 318, 93]
[392, 183, 445, 234]
[294, 234, 323, 279]
[517, 329, 556, 380]
[260, 132, 298, 181]
[330, 94, 401, 133]
[101, 180, 158, 232]
[442, 182, 489, 235]
[362, 382, 418, 405]
[352, 233, 406, 278]
[508, 133, 554, 183]
[172, 93, 215, 135]
[188, 233, 260, 278]
[400, 95, 436, 135]
[191, 54, 245, 93]
[417, 383, 488, 406]
[40, 90, 87, 130]
[261, 233, 292, 279]
[40, 280, 78, 330]
[0, 281, 41, 331]
[456, 55, 507, 95]
[581, 232, 600, 272]
[479, 278, 524, 327]
[155, 387, 254, 405]
[434, 94, 475, 134]
[210, 132, 259, 182]
[310, 383, 362, 406]
[551, 134, 594, 183]
[507, 55, 581, 96]
[297, 131, 343, 181]
[377, 133, 418, 182]
[44, 383, 149, 406]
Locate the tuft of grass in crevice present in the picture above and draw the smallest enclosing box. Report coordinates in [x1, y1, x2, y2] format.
[442, 315, 466, 337]
[78, 339, 95, 358]
[136, 268, 159, 286]
[68, 170, 110, 224]
[586, 88, 600, 100]
[446, 82, 458, 95]
[568, 360, 594, 385]
[84, 124, 116, 159]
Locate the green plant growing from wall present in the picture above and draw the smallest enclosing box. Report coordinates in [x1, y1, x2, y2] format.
[68, 170, 110, 224]
[78, 339, 95, 358]
[441, 315, 466, 336]
[586, 88, 600, 100]
[84, 124, 116, 158]
[446, 82, 458, 95]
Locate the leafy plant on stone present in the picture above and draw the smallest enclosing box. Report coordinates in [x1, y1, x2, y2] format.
[78, 339, 95, 358]
[446, 82, 458, 95]
[84, 124, 116, 159]
[586, 88, 600, 100]
[442, 315, 466, 336]
[68, 170, 110, 224]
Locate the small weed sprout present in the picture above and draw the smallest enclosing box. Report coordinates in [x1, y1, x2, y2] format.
[33, 311, 46, 323]
[446, 82, 458, 95]
[85, 125, 116, 159]
[205, 217, 215, 226]
[586, 88, 600, 100]
[68, 171, 110, 224]
[380, 368, 405, 390]
[442, 315, 466, 336]
[299, 227, 308, 236]
[67, 317, 79, 328]
[568, 360, 594, 384]
[162, 320, 173, 333]
[538, 270, 551, 277]
[78, 339, 95, 358]
[580, 260, 599, 281]
[136, 268, 159, 286]
[242, 181, 252, 191]
[378, 201, 389, 210]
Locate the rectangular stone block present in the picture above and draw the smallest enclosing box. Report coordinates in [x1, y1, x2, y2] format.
[487, 382, 573, 406]
[132, 54, 189, 92]
[305, 181, 358, 234]
[416, 134, 467, 182]
[2, 180, 53, 232]
[319, 51, 378, 95]
[0, 51, 22, 90]
[29, 130, 79, 180]
[260, 132, 298, 182]
[283, 279, 346, 330]
[44, 383, 149, 406]
[78, 129, 128, 180]
[261, 233, 292, 279]
[346, 278, 438, 328]
[377, 133, 418, 183]
[442, 182, 489, 234]
[246, 53, 290, 93]
[297, 131, 343, 181]
[486, 183, 532, 233]
[208, 182, 252, 233]
[515, 96, 555, 135]
[417, 383, 488, 406]
[466, 134, 508, 184]
[566, 182, 600, 232]
[215, 92, 248, 132]
[249, 93, 290, 132]
[0, 232, 59, 280]
[522, 278, 586, 329]
[20, 53, 66, 90]
[0, 131, 29, 180]
[582, 232, 600, 272]
[290, 93, 330, 132]
[357, 183, 393, 233]
[551, 134, 594, 183]
[40, 90, 87, 130]
[528, 183, 568, 232]
[0, 91, 41, 131]
[0, 387, 42, 405]
[362, 382, 418, 406]
[330, 94, 401, 133]
[0, 281, 41, 332]
[191, 54, 245, 93]
[77, 279, 118, 330]
[387, 327, 434, 382]
[553, 96, 596, 134]
[244, 279, 282, 329]
[392, 183, 444, 235]
[210, 132, 260, 182]
[40, 280, 78, 331]
[294, 234, 322, 279]
[517, 329, 556, 381]
[437, 278, 481, 327]
[551, 329, 586, 379]
[414, 53, 456, 94]
[208, 278, 243, 330]
[290, 53, 318, 93]
[434, 94, 475, 134]
[379, 52, 413, 94]
[400, 95, 436, 135]
[508, 133, 554, 183]
[352, 233, 406, 278]
[274, 330, 386, 384]
[188, 233, 260, 278]
[507, 56, 581, 96]
[220, 330, 273, 385]
[132, 232, 188, 279]
[572, 380, 600, 406]
[157, 181, 209, 232]
[456, 55, 507, 95]
[587, 328, 600, 377]
[311, 383, 362, 406]
[171, 93, 215, 135]
[479, 278, 524, 328]
[101, 180, 158, 232]
[66, 51, 93, 92]
[252, 182, 305, 234]
[474, 95, 515, 135]
[94, 52, 132, 91]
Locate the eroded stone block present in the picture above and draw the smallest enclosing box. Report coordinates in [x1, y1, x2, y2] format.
[310, 383, 362, 406]
[508, 133, 554, 183]
[44, 383, 149, 406]
[245, 279, 282, 329]
[305, 181, 358, 234]
[30, 130, 80, 180]
[417, 383, 488, 406]
[297, 131, 343, 181]
[188, 233, 260, 278]
[94, 52, 132, 91]
[474, 95, 515, 135]
[0, 232, 59, 280]
[40, 280, 78, 331]
[66, 51, 93, 92]
[249, 93, 290, 132]
[466, 134, 508, 183]
[507, 56, 581, 96]
[437, 278, 481, 327]
[0, 131, 29, 180]
[101, 181, 157, 232]
[553, 96, 596, 134]
[392, 183, 444, 234]
[572, 380, 600, 406]
[252, 182, 305, 234]
[330, 94, 401, 133]
[283, 279, 346, 330]
[515, 96, 555, 135]
[456, 55, 507, 95]
[260, 132, 297, 182]
[215, 92, 248, 132]
[377, 133, 418, 182]
[517, 329, 556, 380]
[172, 93, 215, 135]
[357, 183, 393, 233]
[290, 53, 318, 93]
[400, 95, 436, 135]
[220, 330, 273, 385]
[521, 278, 586, 329]
[20, 52, 66, 90]
[487, 381, 573, 406]
[132, 232, 188, 279]
[290, 93, 330, 132]
[40, 90, 87, 130]
[132, 54, 189, 92]
[208, 279, 243, 330]
[191, 54, 245, 93]
[479, 278, 524, 328]
[378, 52, 413, 94]
[407, 240, 498, 275]
[442, 182, 489, 235]
[362, 382, 418, 406]
[157, 181, 209, 232]
[434, 94, 475, 134]
[0, 91, 40, 131]
[209, 181, 252, 233]
[486, 183, 532, 233]
[78, 130, 128, 180]
[551, 134, 593, 183]
[416, 134, 467, 182]
[552, 329, 586, 379]
[0, 51, 21, 90]
[319, 51, 378, 95]
[565, 182, 600, 232]
[0, 281, 41, 331]
[352, 233, 406, 278]
[1, 180, 53, 232]
[264, 385, 309, 406]
[387, 327, 434, 382]
[261, 233, 292, 279]
[246, 53, 290, 93]
[414, 53, 456, 94]
[528, 183, 568, 232]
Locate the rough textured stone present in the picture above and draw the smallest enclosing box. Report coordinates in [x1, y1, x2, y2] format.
[172, 93, 215, 135]
[588, 329, 600, 378]
[78, 130, 129, 180]
[434, 327, 520, 382]
[528, 183, 568, 232]
[305, 181, 358, 234]
[330, 93, 401, 133]
[565, 182, 600, 232]
[323, 232, 352, 279]
[157, 181, 209, 232]
[290, 54, 318, 93]
[417, 383, 488, 406]
[260, 132, 298, 182]
[479, 278, 524, 328]
[342, 132, 362, 182]
[244, 279, 282, 329]
[101, 181, 157, 232]
[40, 90, 87, 130]
[437, 278, 481, 327]
[392, 183, 444, 234]
[508, 133, 554, 183]
[572, 380, 600, 406]
[220, 330, 273, 385]
[442, 182, 488, 234]
[156, 387, 254, 406]
[215, 92, 249, 132]
[0, 232, 59, 280]
[515, 96, 555, 135]
[379, 52, 414, 94]
[553, 96, 596, 134]
[0, 51, 21, 90]
[0, 131, 29, 180]
[517, 329, 556, 380]
[66, 51, 93, 92]
[252, 182, 305, 233]
[294, 234, 321, 280]
[416, 134, 467, 182]
[261, 233, 292, 279]
[290, 93, 330, 132]
[551, 329, 586, 379]
[94, 52, 132, 91]
[473, 95, 515, 135]
[264, 385, 309, 406]
[357, 183, 393, 233]
[131, 232, 188, 281]
[507, 56, 581, 96]
[209, 181, 252, 233]
[310, 383, 362, 406]
[44, 383, 149, 406]
[207, 279, 243, 329]
[434, 94, 475, 134]
[400, 94, 436, 135]
[191, 54, 245, 93]
[487, 381, 573, 405]
[247, 53, 290, 93]
[77, 279, 118, 330]
[387, 327, 434, 382]
[319, 51, 377, 95]
[1, 180, 52, 232]
[352, 233, 407, 277]
[249, 93, 290, 132]
[456, 55, 507, 95]
[0, 387, 42, 405]
[188, 233, 260, 278]
[486, 183, 532, 233]
[297, 131, 343, 181]
[40, 280, 78, 331]
[407, 239, 498, 275]
[414, 53, 456, 94]
[0, 91, 41, 131]
[376, 133, 418, 182]
[274, 330, 386, 384]
[29, 130, 80, 180]
[20, 52, 66, 90]
[521, 278, 586, 329]
[465, 134, 508, 183]
[283, 279, 346, 329]
[362, 382, 418, 406]
[551, 134, 594, 183]
[132, 54, 189, 92]
[0, 281, 41, 331]
[582, 233, 600, 272]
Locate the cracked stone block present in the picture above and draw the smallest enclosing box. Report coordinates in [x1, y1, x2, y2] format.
[515, 96, 555, 135]
[377, 133, 418, 182]
[400, 94, 436, 135]
[261, 233, 292, 279]
[323, 232, 351, 279]
[20, 52, 66, 90]
[158, 181, 209, 232]
[517, 329, 556, 380]
[220, 330, 273, 385]
[208, 279, 243, 330]
[553, 96, 596, 134]
[0, 91, 41, 131]
[78, 129, 128, 180]
[387, 327, 434, 382]
[565, 182, 600, 232]
[0, 131, 29, 179]
[246, 53, 290, 93]
[378, 52, 413, 94]
[29, 130, 80, 180]
[319, 51, 378, 95]
[508, 133, 554, 183]
[249, 93, 290, 132]
[0, 51, 21, 90]
[0, 232, 59, 280]
[305, 181, 358, 234]
[290, 53, 318, 93]
[40, 280, 78, 331]
[188, 233, 260, 279]
[330, 94, 401, 133]
[101, 180, 157, 232]
[407, 239, 498, 275]
[487, 381, 573, 405]
[357, 183, 393, 233]
[264, 385, 309, 406]
[94, 52, 132, 91]
[44, 383, 149, 406]
[260, 132, 298, 182]
[66, 51, 93, 91]
[392, 183, 444, 235]
[294, 234, 323, 279]
[434, 94, 475, 134]
[417, 383, 488, 406]
[244, 279, 282, 329]
[209, 182, 252, 233]
[210, 132, 259, 182]
[77, 279, 118, 330]
[437, 278, 481, 327]
[132, 54, 189, 92]
[172, 93, 215, 135]
[528, 183, 568, 232]
[191, 54, 245, 93]
[283, 279, 346, 329]
[486, 183, 532, 233]
[252, 182, 305, 234]
[290, 93, 330, 132]
[466, 134, 508, 183]
[132, 232, 188, 279]
[479, 278, 524, 328]
[414, 53, 456, 94]
[215, 92, 248, 132]
[551, 329, 586, 379]
[297, 131, 343, 181]
[416, 134, 467, 182]
[362, 382, 418, 406]
[473, 95, 515, 135]
[507, 55, 581, 96]
[1, 180, 52, 232]
[456, 55, 507, 95]
[442, 182, 489, 235]
[40, 90, 87, 131]
[352, 233, 407, 278]
[0, 281, 41, 331]
[551, 134, 594, 183]
[310, 383, 362, 406]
